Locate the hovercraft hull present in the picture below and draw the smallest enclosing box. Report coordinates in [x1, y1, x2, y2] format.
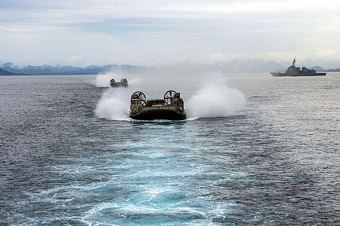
[271, 72, 326, 77]
[110, 83, 128, 87]
[130, 109, 186, 120]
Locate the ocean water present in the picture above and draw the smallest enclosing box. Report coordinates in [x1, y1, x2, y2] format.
[1, 73, 340, 225]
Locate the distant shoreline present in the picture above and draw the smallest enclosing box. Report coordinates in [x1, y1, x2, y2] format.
[1, 63, 340, 76]
[0, 73, 96, 76]
[2, 72, 339, 77]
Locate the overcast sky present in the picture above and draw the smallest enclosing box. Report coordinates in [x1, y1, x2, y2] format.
[1, 0, 340, 67]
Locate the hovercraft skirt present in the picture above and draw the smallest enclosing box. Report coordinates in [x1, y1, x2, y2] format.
[130, 109, 186, 120]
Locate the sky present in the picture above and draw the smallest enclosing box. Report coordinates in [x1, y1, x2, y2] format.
[1, 0, 340, 67]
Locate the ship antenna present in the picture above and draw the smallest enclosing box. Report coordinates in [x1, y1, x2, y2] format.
[292, 57, 296, 66]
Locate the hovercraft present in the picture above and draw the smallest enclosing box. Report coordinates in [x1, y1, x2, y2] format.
[129, 90, 186, 120]
[110, 78, 128, 87]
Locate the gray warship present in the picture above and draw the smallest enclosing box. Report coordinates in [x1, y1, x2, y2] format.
[130, 90, 186, 120]
[110, 78, 128, 87]
[271, 58, 326, 77]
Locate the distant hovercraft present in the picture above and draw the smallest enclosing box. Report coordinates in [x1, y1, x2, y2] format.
[110, 78, 128, 87]
[129, 90, 186, 120]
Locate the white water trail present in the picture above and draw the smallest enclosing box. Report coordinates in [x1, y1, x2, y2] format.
[186, 77, 246, 119]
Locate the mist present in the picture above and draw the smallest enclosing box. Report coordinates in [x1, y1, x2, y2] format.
[95, 88, 130, 120]
[186, 78, 246, 119]
[94, 72, 142, 120]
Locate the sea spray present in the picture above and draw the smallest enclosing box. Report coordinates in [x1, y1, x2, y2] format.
[127, 77, 142, 87]
[186, 78, 246, 118]
[94, 71, 144, 120]
[95, 73, 116, 87]
[95, 89, 130, 120]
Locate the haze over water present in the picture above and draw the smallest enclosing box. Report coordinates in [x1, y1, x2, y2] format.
[1, 73, 340, 225]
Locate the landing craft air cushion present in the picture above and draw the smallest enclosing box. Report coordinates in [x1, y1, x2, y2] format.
[129, 90, 186, 120]
[110, 78, 128, 87]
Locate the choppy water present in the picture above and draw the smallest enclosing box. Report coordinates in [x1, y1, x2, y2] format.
[1, 73, 340, 225]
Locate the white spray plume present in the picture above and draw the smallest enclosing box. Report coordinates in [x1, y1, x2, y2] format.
[95, 89, 130, 120]
[94, 71, 143, 120]
[186, 77, 246, 119]
[128, 77, 142, 87]
[95, 73, 114, 87]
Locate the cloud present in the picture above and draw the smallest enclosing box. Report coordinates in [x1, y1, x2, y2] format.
[1, 0, 340, 66]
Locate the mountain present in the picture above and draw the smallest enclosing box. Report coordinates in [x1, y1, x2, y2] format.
[215, 59, 285, 73]
[153, 60, 287, 73]
[310, 66, 327, 72]
[327, 68, 340, 72]
[2, 60, 338, 75]
[1, 62, 145, 75]
[0, 67, 13, 75]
